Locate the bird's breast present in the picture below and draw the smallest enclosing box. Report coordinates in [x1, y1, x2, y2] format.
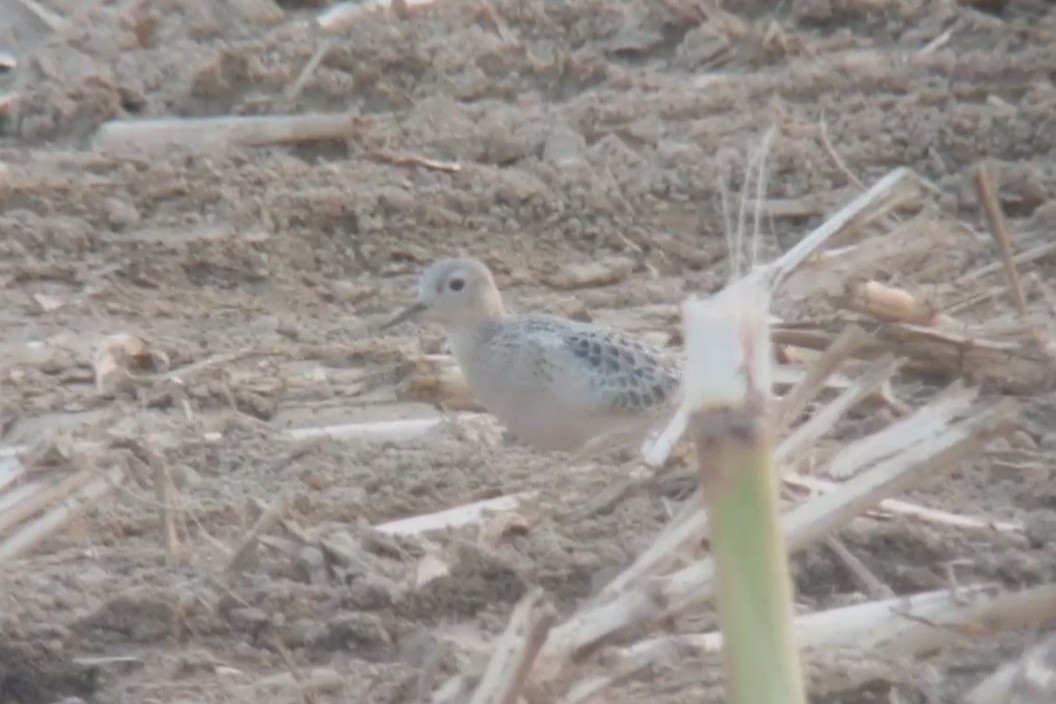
[445, 328, 638, 453]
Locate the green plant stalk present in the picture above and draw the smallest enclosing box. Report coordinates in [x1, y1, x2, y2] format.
[695, 411, 806, 704]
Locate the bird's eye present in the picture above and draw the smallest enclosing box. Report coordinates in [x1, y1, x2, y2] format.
[448, 278, 465, 292]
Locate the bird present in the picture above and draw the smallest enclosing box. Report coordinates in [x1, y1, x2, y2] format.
[382, 257, 680, 456]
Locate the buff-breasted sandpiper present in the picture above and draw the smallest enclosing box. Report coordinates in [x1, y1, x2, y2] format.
[384, 257, 679, 456]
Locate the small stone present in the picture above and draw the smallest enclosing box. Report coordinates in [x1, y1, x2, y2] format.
[542, 128, 589, 169]
[311, 612, 393, 659]
[376, 185, 415, 213]
[171, 464, 201, 487]
[105, 198, 141, 231]
[281, 617, 317, 647]
[1025, 510, 1056, 549]
[276, 318, 299, 340]
[493, 169, 550, 204]
[299, 468, 333, 490]
[1009, 430, 1038, 451]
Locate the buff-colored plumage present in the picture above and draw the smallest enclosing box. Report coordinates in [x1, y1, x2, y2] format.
[386, 257, 679, 453]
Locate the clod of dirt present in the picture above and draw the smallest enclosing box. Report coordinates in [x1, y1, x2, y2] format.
[103, 197, 141, 231]
[228, 0, 286, 26]
[171, 463, 203, 488]
[947, 160, 1049, 217]
[542, 128, 590, 169]
[396, 354, 481, 411]
[395, 626, 460, 672]
[340, 576, 399, 612]
[0, 641, 98, 704]
[1024, 510, 1056, 550]
[547, 256, 637, 290]
[172, 647, 225, 677]
[72, 590, 178, 643]
[93, 333, 167, 394]
[310, 612, 394, 661]
[230, 387, 277, 421]
[400, 543, 527, 622]
[478, 511, 534, 547]
[360, 530, 412, 561]
[224, 606, 272, 640]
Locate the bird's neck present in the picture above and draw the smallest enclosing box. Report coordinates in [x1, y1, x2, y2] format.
[481, 293, 506, 321]
[444, 314, 507, 366]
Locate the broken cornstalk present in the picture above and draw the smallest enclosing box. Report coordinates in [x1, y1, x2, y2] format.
[681, 278, 806, 704]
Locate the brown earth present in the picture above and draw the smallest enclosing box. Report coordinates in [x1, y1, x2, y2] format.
[2, 0, 1056, 702]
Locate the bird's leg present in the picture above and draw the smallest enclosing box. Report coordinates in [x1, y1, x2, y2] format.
[562, 460, 651, 520]
[563, 440, 694, 521]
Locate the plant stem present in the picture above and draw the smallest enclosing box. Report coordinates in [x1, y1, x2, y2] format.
[694, 408, 805, 704]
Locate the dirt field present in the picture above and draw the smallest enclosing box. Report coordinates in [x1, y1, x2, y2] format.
[3, 0, 1056, 702]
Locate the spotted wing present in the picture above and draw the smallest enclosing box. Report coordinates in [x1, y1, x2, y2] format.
[501, 315, 678, 414]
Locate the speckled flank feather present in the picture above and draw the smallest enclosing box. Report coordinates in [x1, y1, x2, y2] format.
[488, 315, 679, 414]
[394, 257, 681, 454]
